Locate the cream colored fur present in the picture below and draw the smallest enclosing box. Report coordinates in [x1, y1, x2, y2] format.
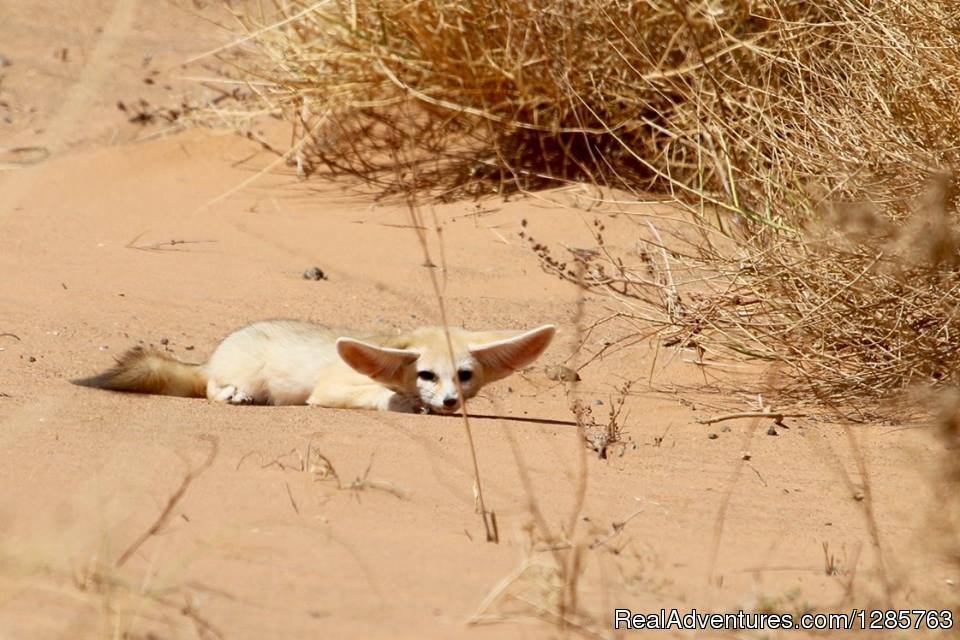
[74, 320, 556, 414]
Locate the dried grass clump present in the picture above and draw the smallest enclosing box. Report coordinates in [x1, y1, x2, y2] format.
[225, 1, 960, 406]
[228, 0, 960, 207]
[532, 176, 960, 410]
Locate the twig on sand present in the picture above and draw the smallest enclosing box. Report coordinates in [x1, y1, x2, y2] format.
[125, 230, 217, 252]
[696, 412, 808, 426]
[535, 508, 644, 552]
[116, 435, 219, 567]
[284, 481, 300, 515]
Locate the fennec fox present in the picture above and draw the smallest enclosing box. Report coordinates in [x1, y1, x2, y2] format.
[74, 320, 556, 414]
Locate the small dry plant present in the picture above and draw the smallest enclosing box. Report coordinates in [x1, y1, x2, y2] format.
[571, 380, 633, 459]
[239, 440, 410, 501]
[70, 553, 225, 640]
[469, 507, 644, 640]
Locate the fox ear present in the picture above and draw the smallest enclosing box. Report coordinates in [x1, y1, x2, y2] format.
[336, 338, 419, 386]
[469, 324, 556, 383]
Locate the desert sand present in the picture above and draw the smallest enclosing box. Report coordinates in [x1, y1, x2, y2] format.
[0, 2, 954, 638]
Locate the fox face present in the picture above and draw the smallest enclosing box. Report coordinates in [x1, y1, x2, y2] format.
[335, 324, 556, 414]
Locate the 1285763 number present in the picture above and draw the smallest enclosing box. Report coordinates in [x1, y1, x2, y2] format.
[857, 609, 954, 630]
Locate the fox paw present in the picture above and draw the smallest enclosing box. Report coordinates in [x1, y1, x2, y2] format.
[212, 384, 255, 405]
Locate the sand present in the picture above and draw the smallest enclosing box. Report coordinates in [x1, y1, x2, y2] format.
[0, 2, 954, 638]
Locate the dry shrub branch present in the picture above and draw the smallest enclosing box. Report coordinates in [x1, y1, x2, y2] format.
[225, 1, 960, 407]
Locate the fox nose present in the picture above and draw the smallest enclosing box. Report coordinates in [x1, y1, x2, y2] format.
[443, 397, 458, 409]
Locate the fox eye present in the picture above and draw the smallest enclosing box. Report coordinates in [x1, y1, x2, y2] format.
[417, 370, 437, 382]
[457, 369, 473, 383]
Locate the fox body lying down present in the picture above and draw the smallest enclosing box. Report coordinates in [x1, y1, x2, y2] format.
[74, 320, 556, 414]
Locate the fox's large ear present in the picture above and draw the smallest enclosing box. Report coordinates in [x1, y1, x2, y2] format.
[336, 338, 419, 386]
[469, 324, 556, 383]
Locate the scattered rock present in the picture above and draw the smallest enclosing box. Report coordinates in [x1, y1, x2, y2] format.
[766, 425, 779, 436]
[852, 490, 865, 502]
[708, 432, 718, 440]
[159, 337, 169, 345]
[303, 266, 328, 281]
[544, 364, 580, 382]
[0, 53, 10, 67]
[741, 451, 752, 460]
[721, 425, 732, 432]
[185, 345, 195, 351]
[27, 356, 36, 363]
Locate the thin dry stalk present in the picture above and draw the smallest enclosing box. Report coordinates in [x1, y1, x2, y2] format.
[116, 435, 219, 568]
[393, 147, 499, 542]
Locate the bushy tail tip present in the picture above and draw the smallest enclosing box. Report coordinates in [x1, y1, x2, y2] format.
[72, 346, 207, 398]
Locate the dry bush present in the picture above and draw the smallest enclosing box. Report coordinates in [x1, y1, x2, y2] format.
[227, 1, 960, 203]
[224, 1, 960, 408]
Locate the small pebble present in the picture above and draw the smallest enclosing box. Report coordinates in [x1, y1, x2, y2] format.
[741, 451, 752, 460]
[303, 266, 327, 281]
[721, 425, 731, 432]
[28, 356, 36, 363]
[708, 433, 718, 440]
[185, 345, 195, 351]
[766, 425, 779, 436]
[0, 53, 10, 67]
[159, 337, 169, 345]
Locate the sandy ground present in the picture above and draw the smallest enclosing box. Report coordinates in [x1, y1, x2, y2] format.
[0, 2, 955, 639]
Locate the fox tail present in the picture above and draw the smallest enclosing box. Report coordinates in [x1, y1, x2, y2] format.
[73, 347, 207, 398]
